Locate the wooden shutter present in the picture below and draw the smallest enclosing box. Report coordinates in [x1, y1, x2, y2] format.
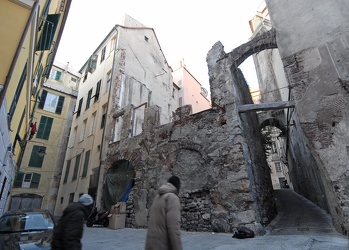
[94, 80, 101, 102]
[30, 173, 41, 188]
[37, 116, 53, 140]
[13, 172, 24, 188]
[28, 146, 45, 167]
[38, 90, 48, 109]
[55, 96, 65, 114]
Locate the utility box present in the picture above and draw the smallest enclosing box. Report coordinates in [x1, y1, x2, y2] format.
[108, 214, 126, 230]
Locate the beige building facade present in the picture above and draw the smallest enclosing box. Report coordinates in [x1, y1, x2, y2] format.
[10, 61, 79, 214]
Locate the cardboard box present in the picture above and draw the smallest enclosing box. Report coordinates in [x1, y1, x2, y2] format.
[108, 214, 126, 230]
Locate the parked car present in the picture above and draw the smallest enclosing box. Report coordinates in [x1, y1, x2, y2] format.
[0, 209, 55, 249]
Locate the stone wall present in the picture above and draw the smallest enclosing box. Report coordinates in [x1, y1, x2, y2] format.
[100, 39, 277, 234]
[265, 0, 349, 234]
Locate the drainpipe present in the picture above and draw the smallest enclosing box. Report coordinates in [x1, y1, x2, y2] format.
[0, 0, 39, 108]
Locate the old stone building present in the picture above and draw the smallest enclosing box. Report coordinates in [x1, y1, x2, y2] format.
[96, 0, 349, 236]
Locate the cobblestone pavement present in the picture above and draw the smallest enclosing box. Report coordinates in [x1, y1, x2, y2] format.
[82, 190, 349, 249]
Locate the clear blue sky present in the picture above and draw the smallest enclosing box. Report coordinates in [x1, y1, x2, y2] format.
[56, 0, 264, 92]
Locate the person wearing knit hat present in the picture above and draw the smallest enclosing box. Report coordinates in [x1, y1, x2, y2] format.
[79, 194, 93, 206]
[145, 175, 183, 250]
[52, 194, 94, 249]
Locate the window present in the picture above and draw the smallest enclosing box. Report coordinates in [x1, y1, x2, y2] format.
[89, 112, 96, 136]
[49, 69, 62, 81]
[36, 116, 53, 140]
[272, 142, 277, 153]
[100, 46, 106, 63]
[113, 116, 123, 142]
[82, 150, 90, 177]
[100, 105, 107, 129]
[94, 80, 101, 102]
[13, 172, 41, 188]
[105, 71, 111, 93]
[72, 154, 81, 180]
[80, 119, 87, 141]
[36, 14, 60, 51]
[32, 64, 42, 96]
[28, 145, 46, 167]
[63, 159, 71, 183]
[38, 90, 65, 114]
[86, 88, 93, 110]
[69, 193, 74, 203]
[69, 126, 77, 147]
[87, 55, 98, 73]
[76, 98, 83, 117]
[275, 162, 282, 172]
[110, 36, 116, 52]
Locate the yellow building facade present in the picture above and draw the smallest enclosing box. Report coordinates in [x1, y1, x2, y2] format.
[0, 0, 72, 214]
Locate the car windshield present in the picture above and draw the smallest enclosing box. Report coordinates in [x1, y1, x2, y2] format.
[0, 212, 55, 232]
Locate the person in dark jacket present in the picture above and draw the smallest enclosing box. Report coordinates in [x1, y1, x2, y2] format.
[51, 194, 93, 250]
[145, 175, 183, 250]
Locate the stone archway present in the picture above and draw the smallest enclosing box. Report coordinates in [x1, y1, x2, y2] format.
[103, 160, 135, 211]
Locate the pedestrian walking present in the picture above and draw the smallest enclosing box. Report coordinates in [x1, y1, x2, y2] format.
[145, 175, 183, 250]
[51, 194, 94, 250]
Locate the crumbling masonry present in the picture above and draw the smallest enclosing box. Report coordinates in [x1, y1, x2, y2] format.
[99, 0, 349, 236]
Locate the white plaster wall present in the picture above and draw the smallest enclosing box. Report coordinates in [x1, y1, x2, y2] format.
[117, 27, 173, 124]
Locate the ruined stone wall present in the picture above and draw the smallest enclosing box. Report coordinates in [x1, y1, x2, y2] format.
[102, 92, 275, 234]
[102, 37, 277, 234]
[266, 0, 349, 234]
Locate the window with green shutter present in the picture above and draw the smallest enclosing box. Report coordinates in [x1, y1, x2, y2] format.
[94, 80, 101, 102]
[13, 172, 24, 188]
[36, 116, 53, 140]
[76, 98, 83, 117]
[30, 173, 41, 188]
[55, 96, 65, 114]
[72, 154, 81, 180]
[86, 89, 92, 110]
[82, 150, 90, 177]
[28, 146, 45, 167]
[63, 160, 71, 183]
[39, 90, 64, 114]
[36, 14, 60, 51]
[55, 71, 62, 80]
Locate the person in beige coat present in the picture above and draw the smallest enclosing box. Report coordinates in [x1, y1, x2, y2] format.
[145, 176, 183, 250]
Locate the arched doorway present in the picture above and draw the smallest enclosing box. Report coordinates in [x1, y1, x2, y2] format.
[103, 160, 135, 211]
